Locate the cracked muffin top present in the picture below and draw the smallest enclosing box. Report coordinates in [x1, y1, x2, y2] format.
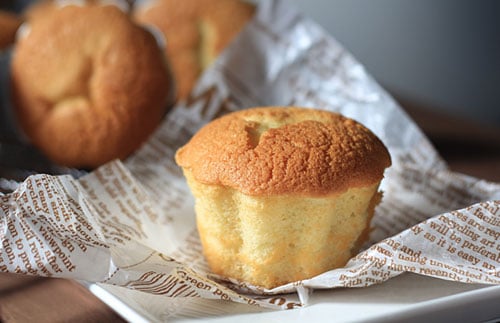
[175, 106, 391, 196]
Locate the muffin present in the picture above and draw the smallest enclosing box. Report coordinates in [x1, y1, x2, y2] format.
[133, 0, 255, 100]
[175, 107, 392, 289]
[0, 10, 22, 50]
[11, 4, 172, 168]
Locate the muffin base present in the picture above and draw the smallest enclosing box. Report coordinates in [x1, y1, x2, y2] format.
[184, 170, 382, 289]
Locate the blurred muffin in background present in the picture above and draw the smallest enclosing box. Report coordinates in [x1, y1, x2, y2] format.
[133, 0, 255, 100]
[11, 3, 172, 168]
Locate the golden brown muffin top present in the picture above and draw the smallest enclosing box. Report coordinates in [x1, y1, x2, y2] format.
[176, 107, 392, 196]
[134, 0, 255, 100]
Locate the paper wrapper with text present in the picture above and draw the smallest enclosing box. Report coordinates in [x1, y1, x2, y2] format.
[1, 0, 500, 311]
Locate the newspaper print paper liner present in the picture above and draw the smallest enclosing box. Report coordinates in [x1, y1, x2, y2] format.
[1, 0, 500, 311]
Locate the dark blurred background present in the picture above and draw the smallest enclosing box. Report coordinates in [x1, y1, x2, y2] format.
[291, 0, 500, 126]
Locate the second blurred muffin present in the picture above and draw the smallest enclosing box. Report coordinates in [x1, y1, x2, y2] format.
[133, 0, 255, 100]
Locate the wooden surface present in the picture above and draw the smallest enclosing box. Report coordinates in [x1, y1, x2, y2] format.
[0, 273, 125, 322]
[0, 103, 499, 322]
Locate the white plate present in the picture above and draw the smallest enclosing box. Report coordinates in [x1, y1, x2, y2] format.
[86, 273, 500, 322]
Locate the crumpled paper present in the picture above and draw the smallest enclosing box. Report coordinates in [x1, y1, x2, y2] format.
[1, 0, 499, 311]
